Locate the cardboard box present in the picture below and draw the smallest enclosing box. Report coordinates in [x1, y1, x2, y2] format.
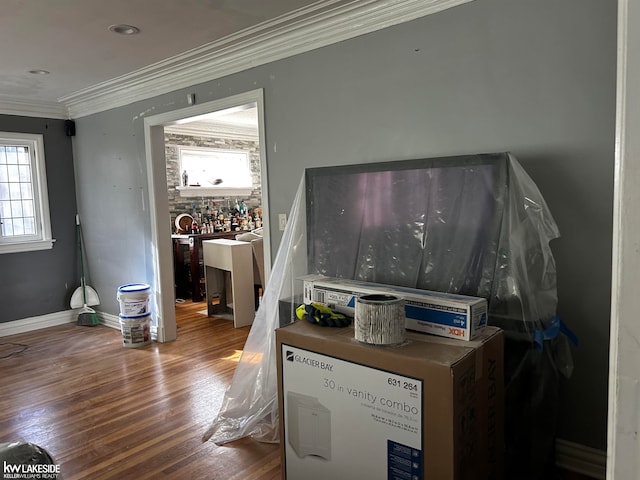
[301, 274, 488, 341]
[277, 321, 504, 480]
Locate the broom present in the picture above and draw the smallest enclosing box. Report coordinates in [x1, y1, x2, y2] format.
[77, 279, 99, 326]
[75, 215, 100, 326]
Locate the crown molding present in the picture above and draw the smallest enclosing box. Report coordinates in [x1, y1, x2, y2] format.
[61, 0, 473, 119]
[0, 96, 68, 119]
[164, 124, 259, 142]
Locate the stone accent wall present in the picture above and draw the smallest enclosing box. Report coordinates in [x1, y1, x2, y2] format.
[165, 133, 262, 229]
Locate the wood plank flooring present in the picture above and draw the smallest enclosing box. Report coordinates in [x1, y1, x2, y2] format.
[0, 302, 597, 480]
[0, 301, 281, 479]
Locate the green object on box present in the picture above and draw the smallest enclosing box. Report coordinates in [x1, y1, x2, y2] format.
[296, 303, 351, 328]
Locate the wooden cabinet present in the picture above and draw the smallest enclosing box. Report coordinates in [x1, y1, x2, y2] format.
[172, 232, 236, 302]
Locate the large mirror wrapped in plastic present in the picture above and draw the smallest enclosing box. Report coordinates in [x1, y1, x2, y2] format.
[205, 152, 568, 476]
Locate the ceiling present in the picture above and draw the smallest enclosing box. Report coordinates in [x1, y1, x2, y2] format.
[0, 0, 469, 119]
[0, 0, 322, 104]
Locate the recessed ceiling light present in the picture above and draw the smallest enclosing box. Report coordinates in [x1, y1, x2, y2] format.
[108, 24, 140, 35]
[28, 69, 50, 75]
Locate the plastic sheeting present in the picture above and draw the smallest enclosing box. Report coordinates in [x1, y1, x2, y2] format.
[203, 152, 568, 448]
[203, 176, 309, 444]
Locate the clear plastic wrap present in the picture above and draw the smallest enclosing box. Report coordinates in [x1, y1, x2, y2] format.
[203, 177, 309, 444]
[204, 152, 568, 448]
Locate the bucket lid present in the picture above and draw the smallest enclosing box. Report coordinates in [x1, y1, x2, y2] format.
[119, 312, 152, 320]
[118, 283, 151, 293]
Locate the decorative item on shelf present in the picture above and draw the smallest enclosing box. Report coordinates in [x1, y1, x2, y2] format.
[191, 220, 199, 234]
[182, 170, 188, 186]
[175, 213, 194, 234]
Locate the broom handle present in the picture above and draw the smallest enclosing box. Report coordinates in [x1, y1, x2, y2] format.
[77, 214, 88, 306]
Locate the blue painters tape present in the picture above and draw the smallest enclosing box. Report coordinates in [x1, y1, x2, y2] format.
[533, 316, 579, 351]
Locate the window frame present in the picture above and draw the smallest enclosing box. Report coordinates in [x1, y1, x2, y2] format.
[176, 146, 253, 197]
[0, 132, 54, 254]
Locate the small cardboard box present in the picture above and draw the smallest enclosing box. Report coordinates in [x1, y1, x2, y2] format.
[276, 321, 504, 480]
[301, 274, 488, 341]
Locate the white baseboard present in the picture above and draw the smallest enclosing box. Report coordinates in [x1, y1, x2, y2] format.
[0, 309, 123, 336]
[0, 310, 75, 336]
[1, 310, 157, 343]
[556, 438, 607, 479]
[97, 311, 121, 330]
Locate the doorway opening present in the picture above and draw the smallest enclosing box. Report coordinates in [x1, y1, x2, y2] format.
[144, 90, 270, 342]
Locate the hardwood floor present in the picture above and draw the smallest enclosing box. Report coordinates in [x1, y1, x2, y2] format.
[0, 301, 280, 479]
[0, 302, 597, 479]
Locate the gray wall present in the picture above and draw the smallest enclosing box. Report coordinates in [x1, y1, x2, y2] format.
[71, 0, 615, 451]
[0, 115, 77, 322]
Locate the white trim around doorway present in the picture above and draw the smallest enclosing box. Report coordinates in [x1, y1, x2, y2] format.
[143, 89, 270, 342]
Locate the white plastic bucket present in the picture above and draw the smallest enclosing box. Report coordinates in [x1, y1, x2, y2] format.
[117, 283, 151, 316]
[119, 313, 152, 348]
